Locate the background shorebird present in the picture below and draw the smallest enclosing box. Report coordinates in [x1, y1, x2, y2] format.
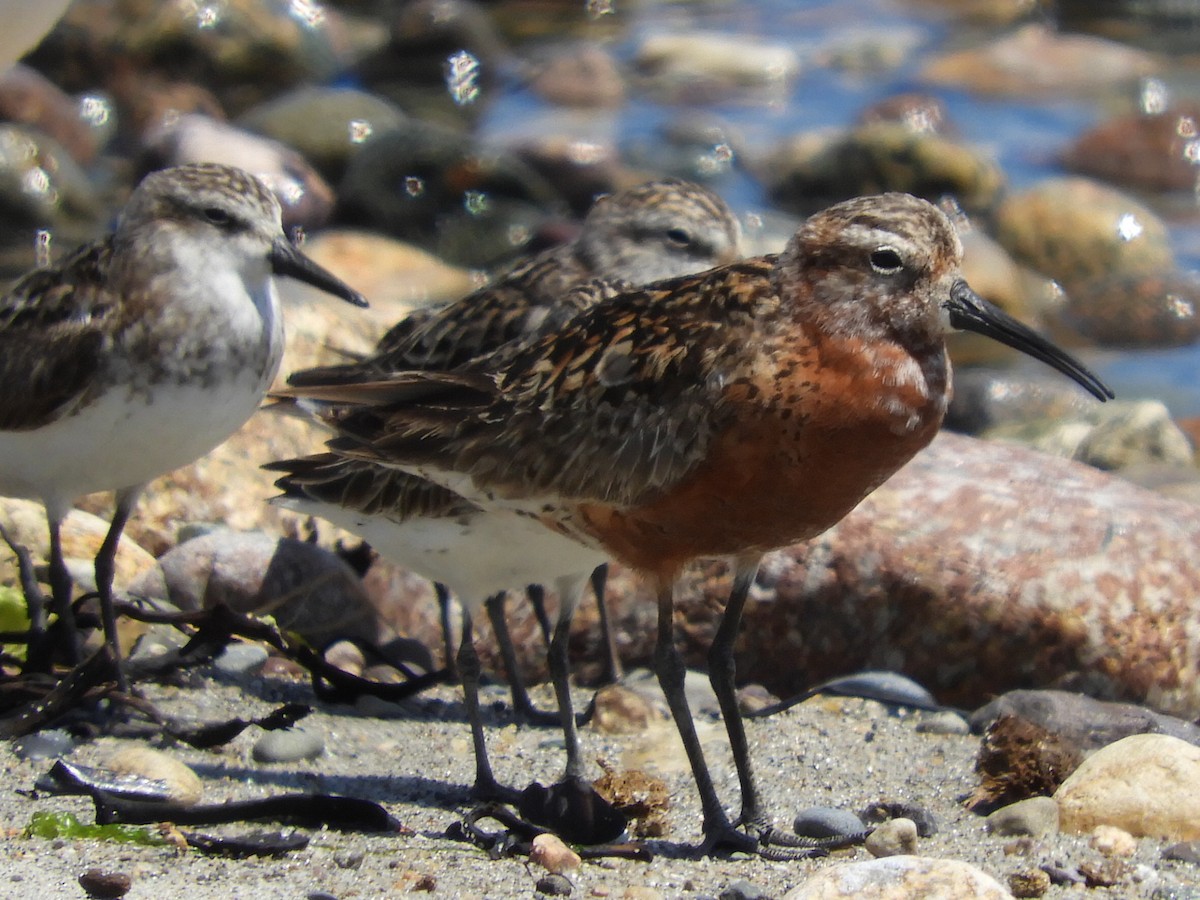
[271, 178, 741, 797]
[0, 162, 367, 690]
[282, 193, 1112, 853]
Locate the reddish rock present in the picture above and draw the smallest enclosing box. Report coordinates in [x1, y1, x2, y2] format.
[1064, 105, 1200, 193]
[530, 44, 626, 108]
[131, 530, 386, 648]
[919, 24, 1157, 97]
[0, 64, 103, 165]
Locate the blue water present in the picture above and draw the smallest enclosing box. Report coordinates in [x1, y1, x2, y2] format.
[479, 0, 1200, 416]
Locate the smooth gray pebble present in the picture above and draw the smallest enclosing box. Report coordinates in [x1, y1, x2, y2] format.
[13, 729, 74, 760]
[213, 641, 269, 675]
[252, 726, 325, 763]
[793, 806, 865, 838]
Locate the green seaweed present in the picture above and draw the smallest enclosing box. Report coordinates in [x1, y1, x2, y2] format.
[24, 811, 168, 845]
[0, 585, 29, 661]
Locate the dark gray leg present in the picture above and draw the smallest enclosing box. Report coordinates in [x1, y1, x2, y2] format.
[486, 590, 553, 723]
[524, 583, 553, 644]
[589, 564, 623, 684]
[434, 582, 458, 681]
[93, 487, 139, 693]
[457, 606, 517, 802]
[547, 575, 587, 778]
[651, 576, 731, 844]
[707, 555, 828, 856]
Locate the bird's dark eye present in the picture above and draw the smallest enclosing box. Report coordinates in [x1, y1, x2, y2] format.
[202, 207, 233, 226]
[869, 247, 904, 274]
[665, 227, 692, 247]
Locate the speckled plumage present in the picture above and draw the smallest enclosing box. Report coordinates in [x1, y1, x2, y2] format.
[272, 177, 742, 796]
[0, 162, 366, 686]
[286, 192, 1111, 854]
[287, 177, 740, 390]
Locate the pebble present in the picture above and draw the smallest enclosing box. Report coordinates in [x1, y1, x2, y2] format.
[237, 85, 407, 181]
[764, 123, 1004, 216]
[12, 729, 75, 760]
[336, 121, 561, 268]
[718, 880, 772, 900]
[529, 833, 581, 874]
[212, 641, 269, 676]
[862, 801, 938, 837]
[252, 726, 326, 764]
[864, 817, 919, 857]
[0, 501, 155, 602]
[994, 400, 1197, 473]
[1164, 842, 1200, 864]
[0, 64, 105, 165]
[1008, 868, 1051, 898]
[1053, 271, 1200, 349]
[323, 640, 366, 677]
[131, 530, 385, 649]
[918, 23, 1157, 96]
[993, 177, 1174, 291]
[915, 710, 970, 735]
[1092, 824, 1138, 857]
[1055, 734, 1200, 839]
[34, 0, 347, 114]
[1063, 105, 1200, 193]
[590, 683, 660, 734]
[529, 44, 625, 109]
[793, 807, 866, 839]
[986, 797, 1060, 838]
[783, 856, 1011, 899]
[107, 746, 203, 806]
[535, 874, 573, 896]
[633, 32, 799, 97]
[622, 889, 664, 900]
[78, 869, 132, 899]
[142, 113, 335, 230]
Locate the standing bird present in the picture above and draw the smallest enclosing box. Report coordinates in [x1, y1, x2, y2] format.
[0, 163, 367, 690]
[288, 193, 1112, 852]
[272, 179, 740, 795]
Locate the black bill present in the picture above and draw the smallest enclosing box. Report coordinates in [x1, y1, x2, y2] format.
[270, 237, 368, 308]
[945, 280, 1113, 402]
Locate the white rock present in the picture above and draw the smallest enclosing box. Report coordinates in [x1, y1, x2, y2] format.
[107, 746, 203, 806]
[529, 832, 581, 874]
[1055, 733, 1200, 840]
[783, 856, 1013, 899]
[865, 817, 919, 857]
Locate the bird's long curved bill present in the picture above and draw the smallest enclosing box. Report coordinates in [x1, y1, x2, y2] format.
[945, 280, 1113, 401]
[270, 237, 368, 308]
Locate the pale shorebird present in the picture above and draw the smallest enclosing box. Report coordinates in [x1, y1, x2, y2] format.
[271, 178, 741, 797]
[0, 162, 367, 690]
[284, 193, 1111, 852]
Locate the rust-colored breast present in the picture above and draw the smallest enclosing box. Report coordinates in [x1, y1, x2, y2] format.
[574, 334, 948, 580]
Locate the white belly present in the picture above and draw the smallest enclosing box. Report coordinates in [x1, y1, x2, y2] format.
[0, 367, 276, 514]
[0, 268, 283, 515]
[277, 495, 607, 610]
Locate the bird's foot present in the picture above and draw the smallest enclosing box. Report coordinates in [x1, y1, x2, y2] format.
[698, 813, 862, 861]
[471, 774, 523, 806]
